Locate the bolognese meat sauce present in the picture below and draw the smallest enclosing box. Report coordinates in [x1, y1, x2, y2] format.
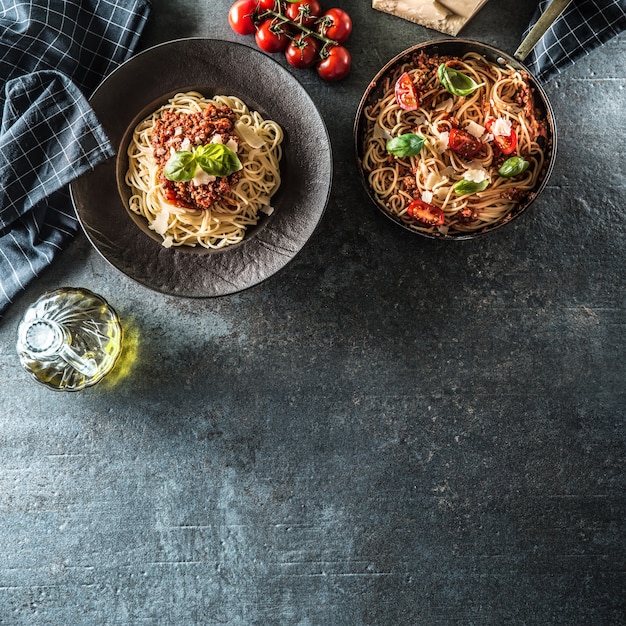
[151, 104, 241, 210]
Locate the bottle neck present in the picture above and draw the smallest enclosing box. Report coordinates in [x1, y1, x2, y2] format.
[21, 319, 65, 358]
[19, 318, 99, 378]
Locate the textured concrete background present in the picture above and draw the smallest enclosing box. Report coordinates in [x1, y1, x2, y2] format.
[1, 1, 625, 624]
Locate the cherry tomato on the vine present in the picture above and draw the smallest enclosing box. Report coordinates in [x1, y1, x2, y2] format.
[285, 0, 321, 27]
[406, 198, 444, 226]
[228, 0, 258, 35]
[317, 8, 352, 43]
[394, 72, 419, 111]
[257, 0, 281, 9]
[448, 128, 483, 158]
[255, 18, 290, 53]
[316, 44, 351, 81]
[228, 0, 353, 82]
[285, 33, 320, 69]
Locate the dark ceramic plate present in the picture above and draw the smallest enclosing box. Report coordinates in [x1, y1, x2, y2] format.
[354, 39, 557, 240]
[70, 38, 332, 297]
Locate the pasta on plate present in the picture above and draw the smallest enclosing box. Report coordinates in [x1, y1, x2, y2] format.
[125, 92, 283, 249]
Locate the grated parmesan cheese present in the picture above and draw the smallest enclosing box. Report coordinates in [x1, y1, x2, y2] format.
[464, 162, 489, 183]
[465, 120, 485, 138]
[432, 127, 450, 154]
[235, 120, 265, 148]
[191, 166, 216, 187]
[151, 208, 171, 235]
[373, 123, 393, 141]
[424, 171, 440, 190]
[492, 117, 512, 137]
[435, 97, 454, 112]
[209, 134, 238, 153]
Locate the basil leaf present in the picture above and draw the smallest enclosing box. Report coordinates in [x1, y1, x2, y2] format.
[437, 63, 453, 93]
[498, 156, 530, 178]
[386, 133, 426, 158]
[438, 63, 484, 97]
[195, 144, 242, 177]
[163, 150, 197, 182]
[163, 143, 243, 182]
[453, 179, 489, 195]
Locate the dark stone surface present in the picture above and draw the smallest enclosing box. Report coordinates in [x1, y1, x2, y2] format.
[0, 1, 624, 624]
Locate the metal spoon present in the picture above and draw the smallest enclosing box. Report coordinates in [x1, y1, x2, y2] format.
[514, 0, 572, 61]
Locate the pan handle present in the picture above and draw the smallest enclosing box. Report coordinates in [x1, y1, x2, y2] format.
[514, 0, 572, 61]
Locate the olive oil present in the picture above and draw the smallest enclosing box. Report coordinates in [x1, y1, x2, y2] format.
[16, 287, 122, 391]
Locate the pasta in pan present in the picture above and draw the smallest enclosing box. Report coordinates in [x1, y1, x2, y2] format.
[361, 51, 550, 236]
[125, 92, 283, 249]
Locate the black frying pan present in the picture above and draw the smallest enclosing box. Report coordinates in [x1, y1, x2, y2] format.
[354, 38, 557, 240]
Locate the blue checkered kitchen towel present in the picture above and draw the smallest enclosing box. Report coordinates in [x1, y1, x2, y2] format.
[0, 0, 150, 317]
[524, 0, 626, 83]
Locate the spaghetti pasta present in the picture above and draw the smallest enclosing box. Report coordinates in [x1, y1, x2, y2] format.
[125, 92, 283, 249]
[361, 51, 550, 236]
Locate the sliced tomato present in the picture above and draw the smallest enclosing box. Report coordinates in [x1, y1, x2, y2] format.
[406, 198, 444, 226]
[485, 119, 517, 154]
[394, 72, 419, 111]
[493, 129, 517, 154]
[448, 128, 482, 158]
